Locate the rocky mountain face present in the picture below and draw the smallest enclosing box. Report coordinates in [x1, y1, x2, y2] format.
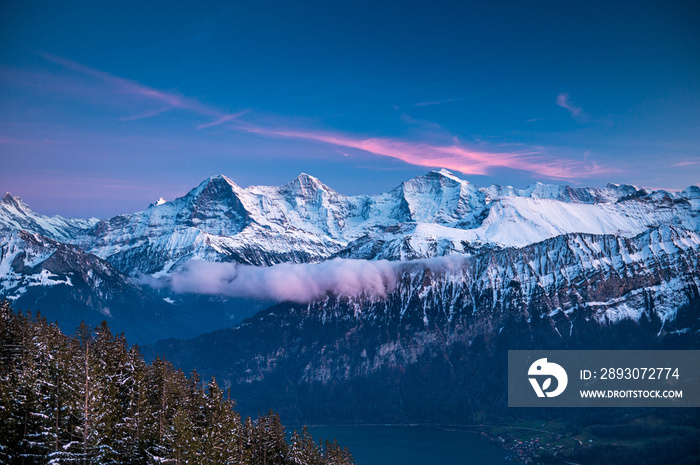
[1, 170, 699, 419]
[0, 229, 271, 342]
[150, 225, 700, 423]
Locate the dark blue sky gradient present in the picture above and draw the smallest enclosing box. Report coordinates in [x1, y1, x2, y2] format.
[1, 0, 698, 217]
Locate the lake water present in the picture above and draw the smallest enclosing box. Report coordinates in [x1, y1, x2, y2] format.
[306, 425, 511, 465]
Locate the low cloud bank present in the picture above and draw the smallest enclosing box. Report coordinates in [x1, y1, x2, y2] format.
[166, 258, 399, 303]
[137, 255, 472, 304]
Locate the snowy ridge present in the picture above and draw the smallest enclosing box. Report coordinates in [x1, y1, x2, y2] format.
[389, 225, 700, 325]
[1, 170, 698, 280]
[1, 170, 690, 276]
[305, 225, 700, 328]
[0, 193, 98, 242]
[0, 170, 699, 342]
[158, 225, 700, 393]
[241, 225, 699, 386]
[0, 229, 130, 302]
[0, 231, 58, 298]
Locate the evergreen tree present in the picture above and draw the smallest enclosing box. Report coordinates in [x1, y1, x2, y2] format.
[0, 302, 354, 465]
[202, 378, 242, 464]
[43, 320, 73, 464]
[289, 427, 324, 465]
[15, 311, 51, 463]
[113, 344, 153, 464]
[254, 411, 288, 465]
[323, 439, 355, 465]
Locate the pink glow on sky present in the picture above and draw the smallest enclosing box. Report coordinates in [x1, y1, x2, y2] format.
[241, 126, 611, 180]
[40, 54, 244, 123]
[4, 55, 614, 188]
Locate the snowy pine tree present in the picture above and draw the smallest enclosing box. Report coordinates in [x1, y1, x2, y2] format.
[0, 303, 354, 465]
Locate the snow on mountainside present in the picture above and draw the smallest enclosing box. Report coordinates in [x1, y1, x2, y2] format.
[0, 193, 98, 242]
[1, 171, 699, 277]
[150, 224, 700, 424]
[0, 228, 173, 340]
[73, 174, 352, 274]
[79, 170, 694, 274]
[1, 170, 699, 346]
[0, 229, 128, 303]
[0, 228, 268, 343]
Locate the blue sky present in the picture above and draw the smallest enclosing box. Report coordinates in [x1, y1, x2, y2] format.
[1, 0, 699, 218]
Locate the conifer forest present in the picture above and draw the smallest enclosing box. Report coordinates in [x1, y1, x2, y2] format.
[0, 301, 354, 464]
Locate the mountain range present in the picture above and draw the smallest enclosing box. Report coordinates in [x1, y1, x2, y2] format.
[2, 170, 699, 421]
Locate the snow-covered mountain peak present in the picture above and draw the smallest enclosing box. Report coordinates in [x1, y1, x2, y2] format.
[280, 172, 329, 199]
[605, 181, 640, 191]
[2, 170, 698, 276]
[190, 174, 241, 197]
[602, 182, 647, 201]
[2, 192, 29, 211]
[0, 193, 98, 242]
[520, 181, 562, 198]
[480, 181, 653, 205]
[401, 169, 466, 191]
[179, 175, 251, 221]
[295, 172, 322, 186]
[429, 168, 466, 183]
[390, 170, 486, 226]
[682, 185, 700, 199]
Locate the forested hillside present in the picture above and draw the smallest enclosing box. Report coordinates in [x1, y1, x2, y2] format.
[0, 301, 353, 464]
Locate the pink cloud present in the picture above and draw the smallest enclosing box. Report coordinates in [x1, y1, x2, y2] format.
[149, 255, 471, 303]
[556, 92, 583, 118]
[671, 160, 700, 167]
[38, 54, 245, 124]
[167, 259, 398, 303]
[18, 55, 610, 180]
[196, 110, 250, 129]
[239, 125, 610, 179]
[119, 107, 172, 121]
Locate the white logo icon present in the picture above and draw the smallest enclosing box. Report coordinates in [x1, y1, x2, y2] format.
[528, 358, 568, 398]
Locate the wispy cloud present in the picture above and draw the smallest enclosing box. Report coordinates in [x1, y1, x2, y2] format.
[394, 92, 487, 110]
[556, 92, 583, 119]
[0, 136, 31, 145]
[37, 53, 246, 125]
[399, 113, 443, 130]
[118, 107, 172, 121]
[0, 135, 71, 147]
[42, 54, 191, 109]
[413, 97, 461, 107]
[14, 55, 610, 180]
[237, 125, 609, 179]
[671, 160, 700, 168]
[196, 110, 249, 129]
